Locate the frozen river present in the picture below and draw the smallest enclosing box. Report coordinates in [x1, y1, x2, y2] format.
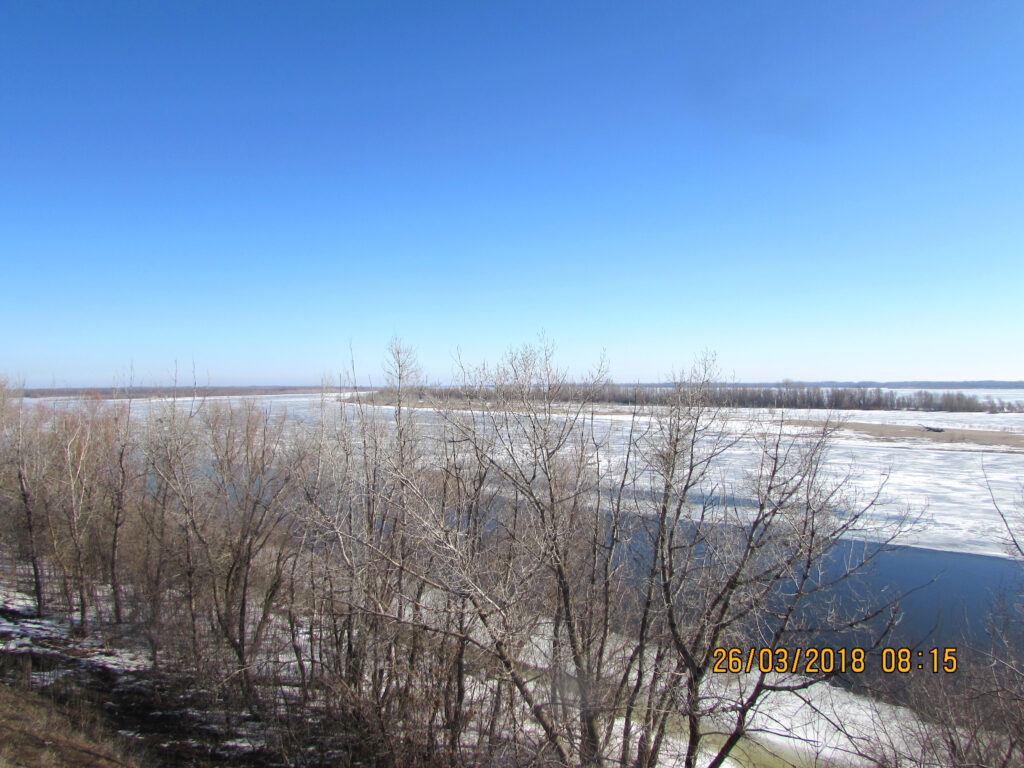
[26, 390, 1024, 557]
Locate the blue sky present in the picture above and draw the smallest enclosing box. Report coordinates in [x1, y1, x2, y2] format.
[2, 1, 1022, 386]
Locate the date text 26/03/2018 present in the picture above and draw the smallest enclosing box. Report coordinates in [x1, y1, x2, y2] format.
[711, 647, 958, 675]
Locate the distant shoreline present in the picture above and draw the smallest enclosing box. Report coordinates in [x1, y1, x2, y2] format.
[719, 380, 1024, 390]
[19, 385, 350, 399]
[17, 380, 1024, 400]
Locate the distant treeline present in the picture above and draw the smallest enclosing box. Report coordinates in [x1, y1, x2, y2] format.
[405, 383, 1024, 413]
[593, 384, 1024, 412]
[725, 380, 1024, 390]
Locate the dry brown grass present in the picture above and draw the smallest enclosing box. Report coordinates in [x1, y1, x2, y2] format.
[0, 683, 139, 768]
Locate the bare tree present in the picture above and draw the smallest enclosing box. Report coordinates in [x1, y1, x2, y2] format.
[96, 389, 138, 625]
[1, 384, 51, 615]
[193, 399, 298, 711]
[421, 347, 903, 767]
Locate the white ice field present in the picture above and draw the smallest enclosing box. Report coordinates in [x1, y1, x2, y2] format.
[220, 393, 1024, 558]
[792, 410, 1024, 556]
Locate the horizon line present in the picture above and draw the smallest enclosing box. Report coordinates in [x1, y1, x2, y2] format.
[14, 379, 1024, 397]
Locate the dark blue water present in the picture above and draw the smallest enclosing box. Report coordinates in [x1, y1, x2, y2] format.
[621, 518, 1024, 657]
[830, 540, 1024, 654]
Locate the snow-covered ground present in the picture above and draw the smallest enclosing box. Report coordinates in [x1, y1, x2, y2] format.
[0, 581, 149, 684]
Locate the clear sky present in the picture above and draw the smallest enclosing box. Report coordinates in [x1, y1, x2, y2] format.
[2, 1, 1022, 387]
